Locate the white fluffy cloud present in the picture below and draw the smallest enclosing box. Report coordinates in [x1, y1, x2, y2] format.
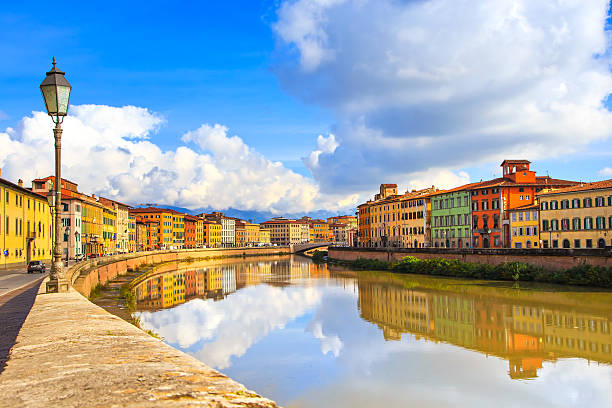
[274, 0, 612, 193]
[0, 105, 358, 213]
[137, 285, 323, 369]
[599, 167, 612, 176]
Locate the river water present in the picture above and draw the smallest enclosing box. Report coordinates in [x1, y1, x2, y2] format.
[132, 255, 612, 407]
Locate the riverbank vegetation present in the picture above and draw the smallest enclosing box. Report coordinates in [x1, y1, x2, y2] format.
[332, 256, 612, 288]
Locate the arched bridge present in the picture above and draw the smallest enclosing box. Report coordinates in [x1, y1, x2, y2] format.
[290, 242, 333, 254]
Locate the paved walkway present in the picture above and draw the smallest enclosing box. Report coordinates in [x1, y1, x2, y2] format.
[0, 278, 43, 373]
[0, 284, 278, 407]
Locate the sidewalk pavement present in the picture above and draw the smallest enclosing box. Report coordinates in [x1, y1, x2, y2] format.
[0, 278, 43, 373]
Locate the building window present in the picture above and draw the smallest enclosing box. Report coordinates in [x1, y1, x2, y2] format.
[519, 212, 524, 221]
[550, 200, 558, 210]
[543, 240, 549, 248]
[551, 219, 559, 231]
[574, 239, 581, 248]
[561, 200, 569, 209]
[464, 196, 469, 206]
[552, 240, 559, 248]
[541, 201, 549, 210]
[586, 239, 593, 248]
[584, 217, 593, 230]
[515, 242, 522, 249]
[494, 236, 500, 247]
[472, 201, 479, 211]
[561, 219, 569, 230]
[473, 216, 479, 229]
[572, 218, 581, 230]
[595, 197, 605, 207]
[584, 198, 592, 208]
[596, 217, 606, 229]
[512, 227, 517, 236]
[512, 212, 517, 222]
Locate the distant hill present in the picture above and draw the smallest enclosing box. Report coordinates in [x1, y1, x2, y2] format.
[131, 204, 352, 223]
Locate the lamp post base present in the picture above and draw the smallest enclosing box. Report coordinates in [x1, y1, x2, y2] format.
[46, 278, 69, 293]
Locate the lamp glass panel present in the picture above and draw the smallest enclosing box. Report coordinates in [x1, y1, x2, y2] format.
[56, 85, 71, 115]
[41, 85, 58, 115]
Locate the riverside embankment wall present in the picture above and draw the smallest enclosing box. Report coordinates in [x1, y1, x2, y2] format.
[69, 247, 291, 297]
[328, 247, 612, 270]
[1, 247, 287, 407]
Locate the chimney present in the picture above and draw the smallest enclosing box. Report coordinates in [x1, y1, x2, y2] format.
[18, 179, 23, 188]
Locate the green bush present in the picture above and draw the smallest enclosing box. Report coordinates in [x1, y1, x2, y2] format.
[338, 255, 612, 288]
[311, 250, 328, 263]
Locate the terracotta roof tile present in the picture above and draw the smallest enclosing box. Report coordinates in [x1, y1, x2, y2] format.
[537, 179, 612, 195]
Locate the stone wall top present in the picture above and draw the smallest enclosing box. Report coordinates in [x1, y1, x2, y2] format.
[0, 282, 278, 407]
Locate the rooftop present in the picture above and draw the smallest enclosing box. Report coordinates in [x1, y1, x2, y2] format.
[537, 179, 612, 195]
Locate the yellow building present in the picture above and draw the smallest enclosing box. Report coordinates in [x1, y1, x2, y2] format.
[260, 219, 303, 245]
[310, 220, 330, 243]
[102, 204, 117, 254]
[364, 185, 436, 248]
[1, 176, 53, 267]
[203, 220, 222, 247]
[128, 213, 136, 252]
[80, 195, 104, 256]
[172, 212, 185, 249]
[538, 180, 612, 249]
[235, 220, 260, 246]
[508, 204, 540, 249]
[259, 229, 270, 245]
[130, 207, 176, 250]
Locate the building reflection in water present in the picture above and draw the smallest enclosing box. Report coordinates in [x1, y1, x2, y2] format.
[133, 256, 611, 380]
[134, 255, 330, 310]
[355, 276, 612, 379]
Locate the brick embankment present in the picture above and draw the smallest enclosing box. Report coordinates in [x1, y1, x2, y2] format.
[0, 282, 278, 407]
[329, 247, 612, 270]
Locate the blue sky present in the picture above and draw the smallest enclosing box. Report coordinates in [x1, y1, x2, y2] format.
[0, 1, 331, 174]
[1, 1, 611, 213]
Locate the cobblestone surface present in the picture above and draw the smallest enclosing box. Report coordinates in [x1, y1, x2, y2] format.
[0, 284, 279, 407]
[0, 278, 43, 373]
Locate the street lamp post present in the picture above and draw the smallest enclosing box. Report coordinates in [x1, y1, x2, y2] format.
[41, 58, 72, 293]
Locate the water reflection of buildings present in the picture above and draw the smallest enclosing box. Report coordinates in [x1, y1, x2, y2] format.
[135, 257, 330, 311]
[356, 279, 612, 379]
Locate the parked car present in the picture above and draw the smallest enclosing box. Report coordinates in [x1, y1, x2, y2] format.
[88, 253, 98, 259]
[74, 253, 85, 262]
[27, 260, 46, 274]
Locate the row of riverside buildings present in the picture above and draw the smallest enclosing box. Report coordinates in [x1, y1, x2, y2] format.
[0, 171, 358, 268]
[358, 160, 612, 250]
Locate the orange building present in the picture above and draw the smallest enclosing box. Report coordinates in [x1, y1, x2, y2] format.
[470, 160, 577, 248]
[184, 215, 198, 249]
